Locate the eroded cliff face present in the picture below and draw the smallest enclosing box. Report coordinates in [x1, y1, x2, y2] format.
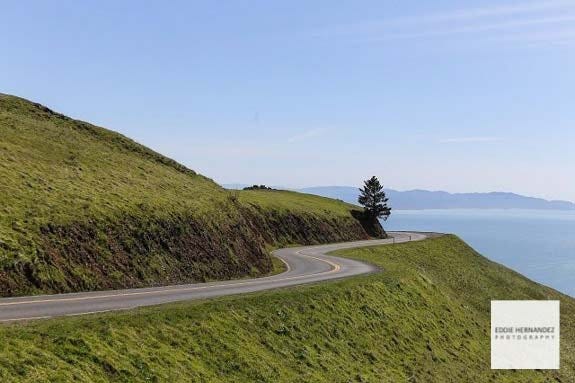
[0, 204, 383, 297]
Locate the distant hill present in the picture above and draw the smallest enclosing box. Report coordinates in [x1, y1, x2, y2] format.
[295, 186, 575, 210]
[0, 94, 382, 296]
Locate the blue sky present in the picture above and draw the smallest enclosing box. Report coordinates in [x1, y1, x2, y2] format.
[2, 1, 574, 201]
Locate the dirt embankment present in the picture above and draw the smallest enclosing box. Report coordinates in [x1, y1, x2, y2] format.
[0, 206, 383, 297]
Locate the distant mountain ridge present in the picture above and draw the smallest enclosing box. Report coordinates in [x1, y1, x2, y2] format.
[223, 184, 575, 210]
[297, 187, 575, 210]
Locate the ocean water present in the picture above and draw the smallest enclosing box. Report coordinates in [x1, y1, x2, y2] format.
[384, 209, 575, 297]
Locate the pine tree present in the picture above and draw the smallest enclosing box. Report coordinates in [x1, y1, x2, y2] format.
[358, 176, 391, 221]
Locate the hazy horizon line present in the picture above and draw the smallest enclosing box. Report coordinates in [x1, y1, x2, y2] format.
[221, 183, 575, 204]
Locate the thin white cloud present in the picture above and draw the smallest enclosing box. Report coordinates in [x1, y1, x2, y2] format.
[377, 0, 573, 26]
[491, 27, 575, 44]
[374, 15, 575, 41]
[439, 137, 503, 144]
[317, 0, 575, 35]
[314, 0, 575, 46]
[287, 128, 327, 143]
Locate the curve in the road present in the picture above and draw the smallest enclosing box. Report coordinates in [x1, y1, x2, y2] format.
[0, 231, 428, 322]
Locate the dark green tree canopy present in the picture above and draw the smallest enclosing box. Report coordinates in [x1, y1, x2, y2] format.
[358, 176, 392, 221]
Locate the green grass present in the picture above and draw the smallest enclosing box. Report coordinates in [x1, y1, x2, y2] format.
[0, 95, 356, 259]
[0, 94, 376, 296]
[269, 254, 288, 276]
[237, 189, 356, 216]
[0, 95, 224, 257]
[1, 235, 572, 382]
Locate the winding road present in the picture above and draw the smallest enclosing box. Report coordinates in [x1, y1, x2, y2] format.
[0, 232, 427, 322]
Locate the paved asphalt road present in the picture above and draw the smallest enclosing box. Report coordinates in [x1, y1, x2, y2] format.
[0, 231, 428, 322]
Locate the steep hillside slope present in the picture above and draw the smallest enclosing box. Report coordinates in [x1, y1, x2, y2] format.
[0, 94, 382, 296]
[0, 236, 572, 382]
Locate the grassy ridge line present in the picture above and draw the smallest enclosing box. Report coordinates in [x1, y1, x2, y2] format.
[0, 94, 200, 178]
[0, 236, 572, 382]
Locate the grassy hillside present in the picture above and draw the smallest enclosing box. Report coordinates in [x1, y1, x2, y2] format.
[0, 94, 381, 296]
[0, 236, 572, 382]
